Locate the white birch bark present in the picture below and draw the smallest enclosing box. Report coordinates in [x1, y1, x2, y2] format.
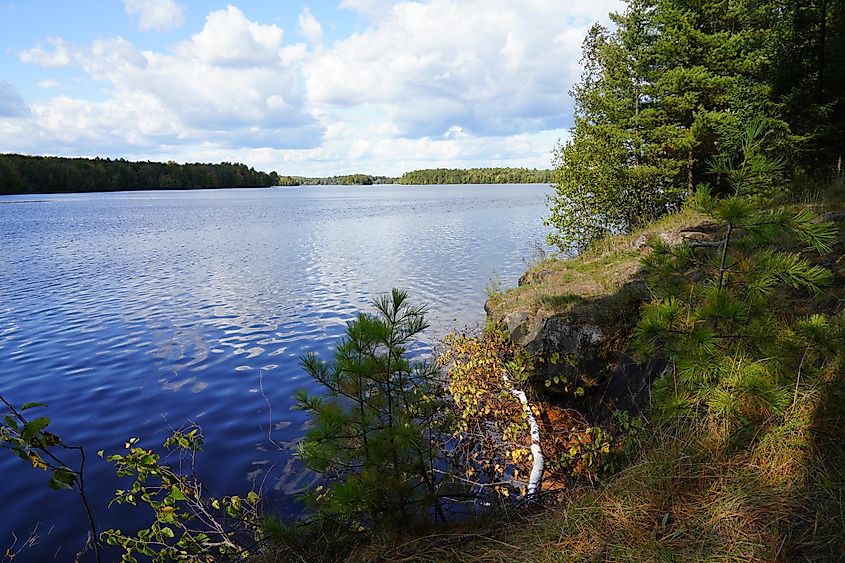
[502, 371, 544, 499]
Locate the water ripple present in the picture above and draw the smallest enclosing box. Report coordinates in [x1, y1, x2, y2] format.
[0, 184, 552, 560]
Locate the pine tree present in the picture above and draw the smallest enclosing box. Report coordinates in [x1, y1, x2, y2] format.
[295, 290, 450, 528]
[768, 0, 845, 178]
[634, 126, 839, 437]
[546, 6, 682, 252]
[546, 0, 794, 251]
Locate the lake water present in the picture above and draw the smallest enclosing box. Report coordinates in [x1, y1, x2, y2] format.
[0, 184, 552, 560]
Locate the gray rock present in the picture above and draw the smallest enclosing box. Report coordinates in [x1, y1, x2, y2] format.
[680, 231, 709, 241]
[631, 230, 704, 250]
[630, 234, 650, 250]
[518, 269, 556, 286]
[504, 311, 531, 344]
[520, 313, 602, 356]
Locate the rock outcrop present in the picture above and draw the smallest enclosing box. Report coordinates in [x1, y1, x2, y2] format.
[488, 220, 715, 419]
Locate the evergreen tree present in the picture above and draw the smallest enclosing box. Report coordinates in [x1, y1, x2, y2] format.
[767, 0, 845, 177]
[295, 290, 450, 528]
[635, 129, 839, 435]
[546, 0, 793, 251]
[546, 11, 679, 252]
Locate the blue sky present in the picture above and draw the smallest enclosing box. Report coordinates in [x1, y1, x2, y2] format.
[0, 0, 621, 176]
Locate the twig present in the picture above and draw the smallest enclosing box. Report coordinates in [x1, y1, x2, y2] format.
[259, 368, 285, 451]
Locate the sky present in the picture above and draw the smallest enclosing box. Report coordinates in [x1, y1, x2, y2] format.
[0, 0, 623, 176]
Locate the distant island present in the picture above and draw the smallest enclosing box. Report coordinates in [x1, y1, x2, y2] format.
[398, 167, 551, 185]
[0, 153, 552, 195]
[288, 174, 397, 186]
[290, 167, 552, 186]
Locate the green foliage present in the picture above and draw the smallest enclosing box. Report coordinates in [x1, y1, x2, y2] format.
[296, 173, 388, 186]
[708, 118, 787, 198]
[1, 397, 274, 561]
[398, 167, 551, 185]
[296, 289, 451, 529]
[100, 424, 264, 562]
[635, 178, 839, 436]
[766, 0, 845, 177]
[275, 174, 302, 186]
[544, 0, 845, 251]
[1, 397, 101, 560]
[1, 400, 77, 489]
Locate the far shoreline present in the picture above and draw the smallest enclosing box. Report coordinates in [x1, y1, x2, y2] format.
[0, 182, 553, 198]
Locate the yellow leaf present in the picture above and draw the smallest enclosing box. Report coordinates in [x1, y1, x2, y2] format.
[29, 452, 48, 471]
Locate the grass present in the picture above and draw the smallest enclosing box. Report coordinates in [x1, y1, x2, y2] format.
[346, 356, 845, 562]
[486, 207, 708, 322]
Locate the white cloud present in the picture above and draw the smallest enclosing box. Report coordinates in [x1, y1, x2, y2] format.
[18, 37, 74, 67]
[36, 79, 63, 89]
[298, 7, 323, 44]
[0, 80, 29, 117]
[4, 0, 624, 174]
[338, 0, 400, 21]
[6, 6, 320, 158]
[307, 0, 621, 138]
[123, 0, 185, 33]
[179, 6, 283, 66]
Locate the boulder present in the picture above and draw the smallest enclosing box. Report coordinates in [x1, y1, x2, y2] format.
[518, 269, 556, 286]
[630, 230, 711, 251]
[504, 311, 531, 344]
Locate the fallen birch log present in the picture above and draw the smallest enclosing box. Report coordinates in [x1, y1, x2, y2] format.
[502, 371, 544, 498]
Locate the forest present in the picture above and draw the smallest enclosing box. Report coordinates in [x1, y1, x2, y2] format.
[398, 167, 551, 184]
[0, 154, 279, 195]
[294, 174, 396, 185]
[0, 155, 553, 194]
[546, 0, 844, 250]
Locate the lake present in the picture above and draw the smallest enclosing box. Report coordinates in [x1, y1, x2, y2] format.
[0, 184, 552, 560]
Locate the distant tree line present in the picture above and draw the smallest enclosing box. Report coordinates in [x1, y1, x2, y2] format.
[0, 154, 280, 195]
[0, 154, 556, 195]
[398, 167, 552, 185]
[295, 174, 397, 186]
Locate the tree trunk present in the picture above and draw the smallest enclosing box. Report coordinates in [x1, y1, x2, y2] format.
[501, 371, 543, 499]
[818, 0, 828, 99]
[687, 150, 695, 196]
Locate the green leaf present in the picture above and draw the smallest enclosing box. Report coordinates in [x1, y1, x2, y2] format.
[169, 485, 188, 502]
[49, 467, 76, 490]
[21, 402, 47, 411]
[4, 415, 19, 432]
[21, 417, 50, 442]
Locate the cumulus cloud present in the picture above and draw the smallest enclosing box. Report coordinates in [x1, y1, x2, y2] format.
[180, 6, 283, 66]
[298, 7, 323, 43]
[307, 0, 620, 138]
[5, 0, 625, 174]
[6, 5, 321, 158]
[123, 0, 185, 32]
[0, 80, 29, 117]
[18, 37, 75, 67]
